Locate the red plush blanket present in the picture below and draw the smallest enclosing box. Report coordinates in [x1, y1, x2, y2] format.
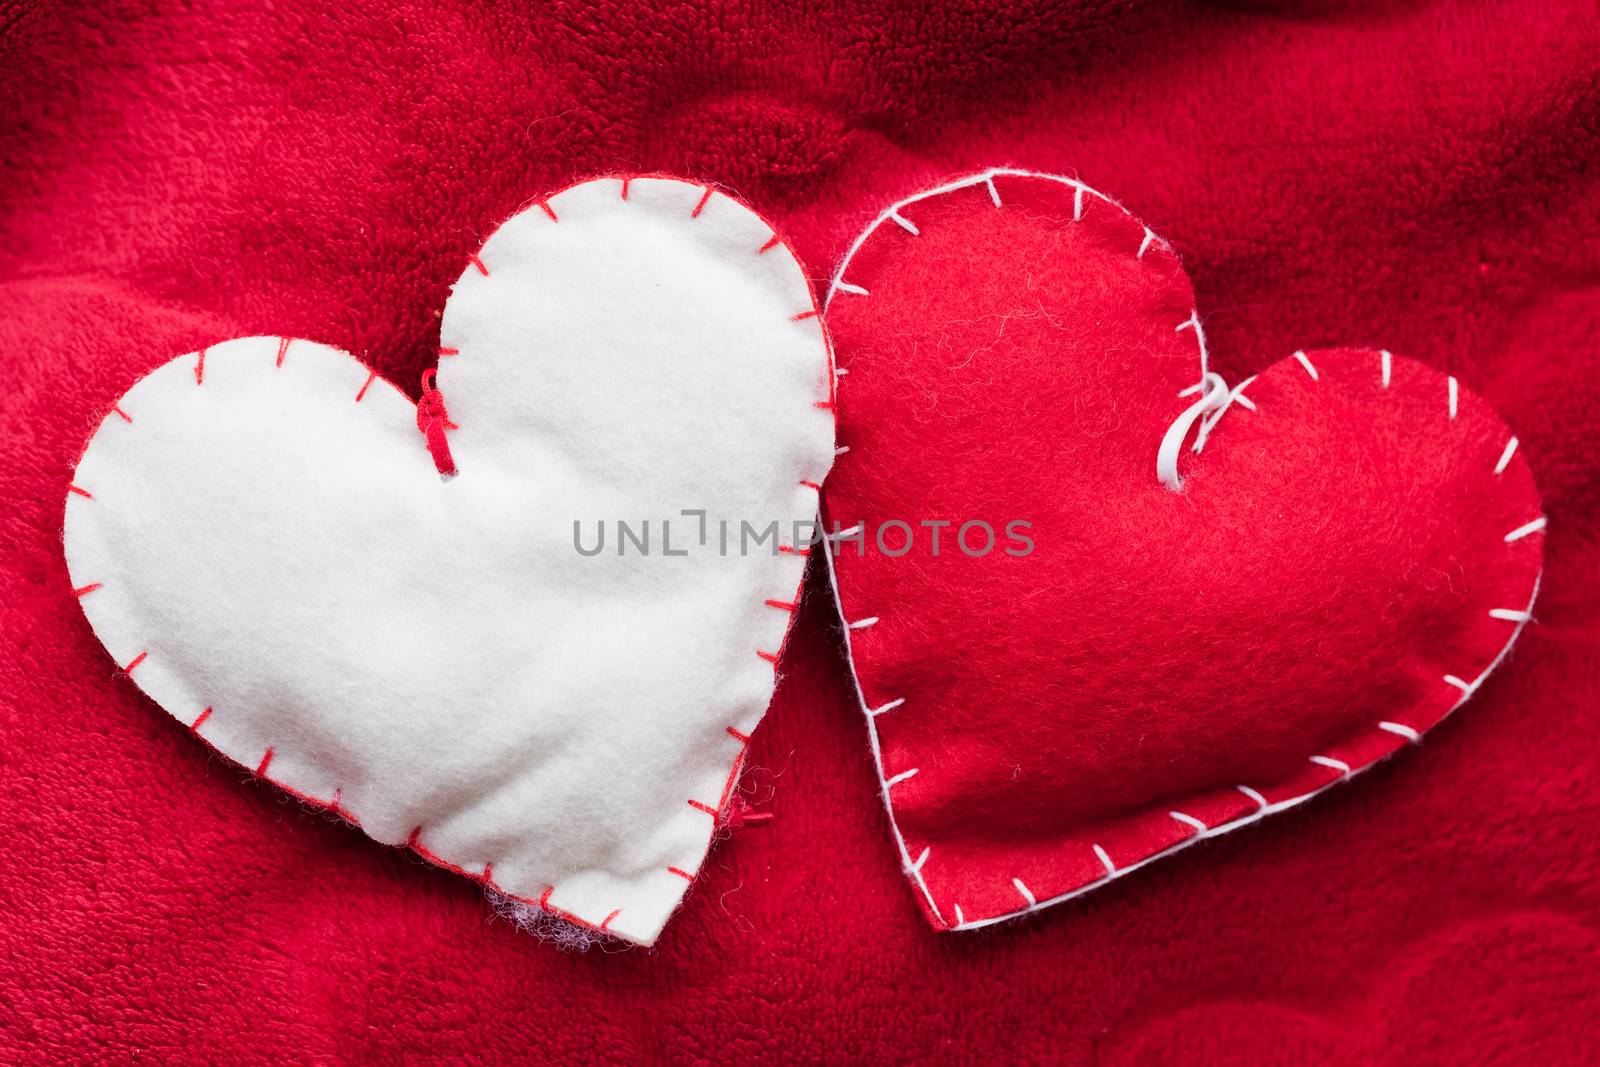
[3, 2, 1597, 1061]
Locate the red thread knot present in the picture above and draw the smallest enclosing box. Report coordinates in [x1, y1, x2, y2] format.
[417, 370, 459, 479]
[723, 796, 774, 830]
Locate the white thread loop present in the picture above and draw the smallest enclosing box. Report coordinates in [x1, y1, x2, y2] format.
[1157, 372, 1233, 491]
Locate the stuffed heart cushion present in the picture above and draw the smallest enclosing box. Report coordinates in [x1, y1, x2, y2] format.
[62, 176, 835, 946]
[822, 170, 1546, 931]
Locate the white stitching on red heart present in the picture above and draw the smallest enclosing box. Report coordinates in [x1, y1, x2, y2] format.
[821, 167, 1545, 932]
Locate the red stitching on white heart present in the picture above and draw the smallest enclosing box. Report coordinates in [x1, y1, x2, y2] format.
[97, 496, 765, 944]
[72, 177, 832, 944]
[439, 175, 836, 672]
[173, 693, 652, 939]
[472, 210, 787, 890]
[820, 167, 1546, 932]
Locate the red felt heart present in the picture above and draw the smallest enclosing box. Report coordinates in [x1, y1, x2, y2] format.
[821, 170, 1546, 931]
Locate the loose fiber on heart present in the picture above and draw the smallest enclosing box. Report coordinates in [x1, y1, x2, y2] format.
[821, 167, 1546, 932]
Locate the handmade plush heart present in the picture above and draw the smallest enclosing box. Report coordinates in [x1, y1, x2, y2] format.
[63, 176, 835, 946]
[821, 170, 1545, 931]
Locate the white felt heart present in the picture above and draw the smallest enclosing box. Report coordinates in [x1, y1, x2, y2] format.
[63, 176, 835, 945]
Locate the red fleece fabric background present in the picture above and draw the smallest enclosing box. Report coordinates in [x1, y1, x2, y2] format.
[2, 2, 1597, 1062]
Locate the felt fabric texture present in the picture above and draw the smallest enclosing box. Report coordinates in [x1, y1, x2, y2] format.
[4, 2, 1599, 1062]
[61, 178, 834, 946]
[822, 170, 1545, 930]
